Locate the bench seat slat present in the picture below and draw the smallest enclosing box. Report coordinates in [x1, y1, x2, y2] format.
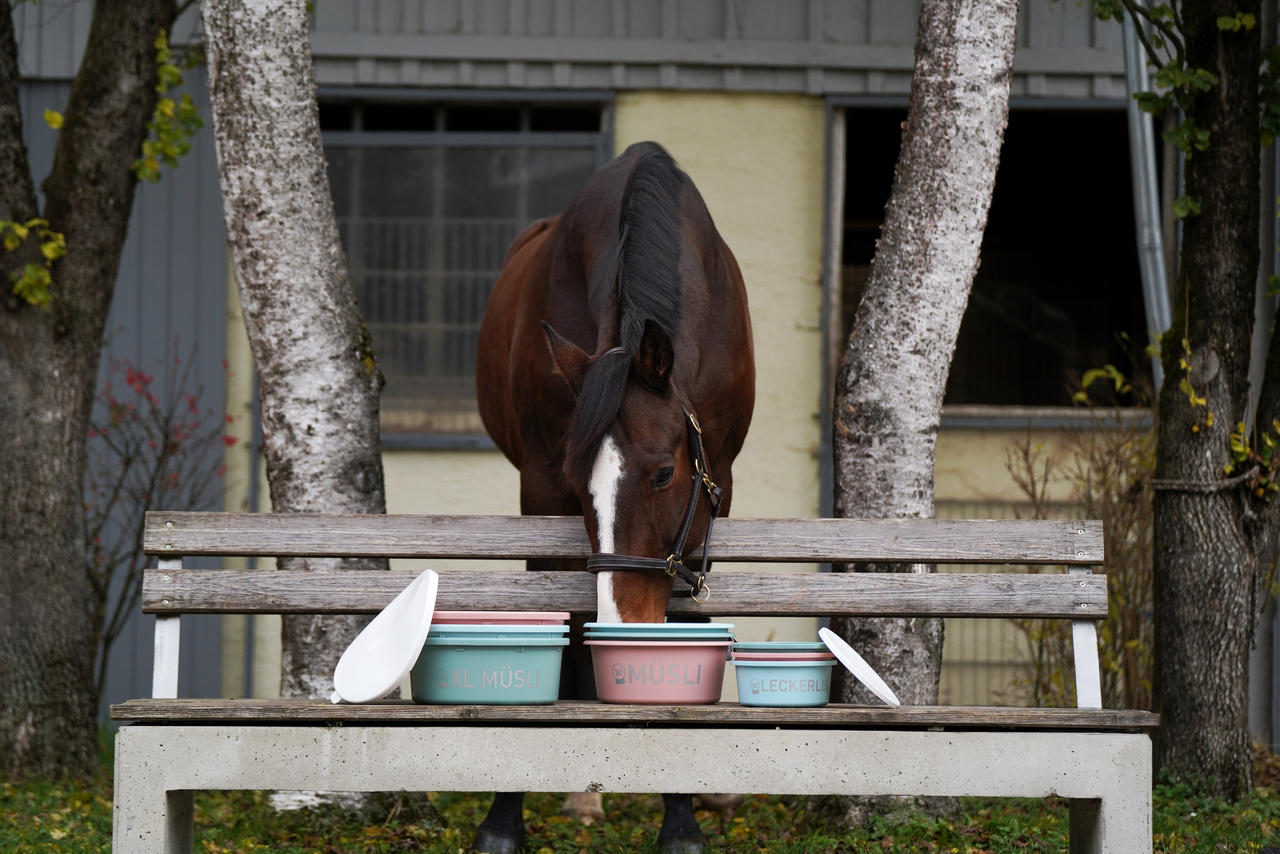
[110, 698, 1157, 731]
[142, 568, 1108, 618]
[143, 512, 1103, 565]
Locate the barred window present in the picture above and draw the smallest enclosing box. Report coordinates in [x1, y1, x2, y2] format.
[321, 98, 607, 441]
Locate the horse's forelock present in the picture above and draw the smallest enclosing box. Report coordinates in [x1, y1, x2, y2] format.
[565, 348, 632, 484]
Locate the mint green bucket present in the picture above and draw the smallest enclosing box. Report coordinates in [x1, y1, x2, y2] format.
[410, 636, 568, 704]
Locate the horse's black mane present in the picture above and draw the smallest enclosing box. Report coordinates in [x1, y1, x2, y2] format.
[565, 142, 686, 480]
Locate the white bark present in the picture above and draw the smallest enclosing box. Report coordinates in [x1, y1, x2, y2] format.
[831, 0, 1018, 707]
[202, 0, 387, 701]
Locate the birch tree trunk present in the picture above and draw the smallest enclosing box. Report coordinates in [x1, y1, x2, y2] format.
[0, 0, 177, 778]
[201, 0, 387, 709]
[830, 0, 1017, 713]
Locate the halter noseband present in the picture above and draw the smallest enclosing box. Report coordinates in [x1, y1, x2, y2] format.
[584, 408, 723, 603]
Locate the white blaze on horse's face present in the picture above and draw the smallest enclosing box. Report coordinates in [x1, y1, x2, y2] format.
[588, 434, 625, 624]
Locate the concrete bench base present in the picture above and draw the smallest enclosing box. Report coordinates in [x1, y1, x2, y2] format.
[112, 724, 1152, 854]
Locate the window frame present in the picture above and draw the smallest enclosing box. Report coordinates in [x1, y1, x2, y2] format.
[827, 95, 1156, 432]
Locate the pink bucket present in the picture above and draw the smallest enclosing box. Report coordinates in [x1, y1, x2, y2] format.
[431, 610, 569, 625]
[586, 639, 729, 704]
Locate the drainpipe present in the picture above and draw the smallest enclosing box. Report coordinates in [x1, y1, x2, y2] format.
[1123, 12, 1172, 387]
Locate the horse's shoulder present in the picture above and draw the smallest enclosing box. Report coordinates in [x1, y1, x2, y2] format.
[504, 215, 559, 264]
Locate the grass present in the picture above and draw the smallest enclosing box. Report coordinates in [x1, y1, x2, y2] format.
[4, 746, 1280, 852]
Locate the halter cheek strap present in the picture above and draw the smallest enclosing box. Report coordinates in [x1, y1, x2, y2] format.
[585, 409, 723, 602]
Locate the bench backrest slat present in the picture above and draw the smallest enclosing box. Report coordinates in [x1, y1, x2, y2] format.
[142, 567, 1107, 619]
[144, 512, 1103, 565]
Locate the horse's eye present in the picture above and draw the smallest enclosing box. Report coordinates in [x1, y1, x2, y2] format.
[654, 466, 675, 489]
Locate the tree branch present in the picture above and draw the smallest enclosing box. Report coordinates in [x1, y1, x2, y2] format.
[0, 0, 38, 225]
[40, 0, 177, 326]
[1120, 0, 1185, 68]
[0, 0, 38, 270]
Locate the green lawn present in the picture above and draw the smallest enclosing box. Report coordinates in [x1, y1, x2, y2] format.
[4, 750, 1279, 853]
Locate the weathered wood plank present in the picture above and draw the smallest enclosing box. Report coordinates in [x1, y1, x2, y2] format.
[109, 698, 1159, 731]
[143, 512, 1104, 564]
[141, 567, 1108, 618]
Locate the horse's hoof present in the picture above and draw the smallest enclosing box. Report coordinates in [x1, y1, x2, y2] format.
[559, 791, 605, 825]
[470, 827, 526, 854]
[656, 834, 712, 854]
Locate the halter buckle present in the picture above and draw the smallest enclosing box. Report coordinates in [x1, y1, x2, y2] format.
[664, 555, 681, 578]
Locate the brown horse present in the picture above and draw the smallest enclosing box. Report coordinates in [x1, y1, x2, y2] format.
[474, 141, 755, 853]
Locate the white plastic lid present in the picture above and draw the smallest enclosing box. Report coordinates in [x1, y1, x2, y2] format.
[331, 569, 438, 704]
[818, 626, 901, 707]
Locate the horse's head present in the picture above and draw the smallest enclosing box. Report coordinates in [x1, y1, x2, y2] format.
[544, 320, 719, 623]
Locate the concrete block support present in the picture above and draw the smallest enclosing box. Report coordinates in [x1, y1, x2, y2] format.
[113, 725, 1152, 854]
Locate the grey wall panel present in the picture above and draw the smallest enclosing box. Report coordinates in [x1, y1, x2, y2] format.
[315, 0, 359, 32]
[14, 1, 202, 80]
[13, 0, 92, 80]
[822, 0, 872, 44]
[305, 0, 1126, 97]
[624, 0, 663, 38]
[96, 69, 227, 715]
[303, 0, 1128, 98]
[867, 0, 918, 44]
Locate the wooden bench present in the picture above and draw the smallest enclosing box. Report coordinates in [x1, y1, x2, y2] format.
[111, 512, 1157, 854]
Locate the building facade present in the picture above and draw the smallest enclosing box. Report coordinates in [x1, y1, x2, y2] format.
[16, 0, 1273, 737]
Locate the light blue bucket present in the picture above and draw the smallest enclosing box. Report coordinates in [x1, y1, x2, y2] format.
[410, 636, 568, 704]
[732, 641, 829, 653]
[732, 659, 834, 707]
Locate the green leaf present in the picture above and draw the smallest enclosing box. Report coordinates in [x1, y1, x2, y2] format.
[43, 108, 63, 130]
[1172, 195, 1202, 218]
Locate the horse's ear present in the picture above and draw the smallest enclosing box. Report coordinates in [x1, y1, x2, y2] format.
[542, 321, 590, 396]
[634, 320, 673, 392]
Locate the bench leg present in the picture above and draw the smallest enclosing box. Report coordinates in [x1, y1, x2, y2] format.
[1069, 791, 1151, 854]
[112, 788, 193, 854]
[113, 729, 194, 854]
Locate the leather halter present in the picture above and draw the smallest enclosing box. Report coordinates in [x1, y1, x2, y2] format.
[585, 409, 723, 602]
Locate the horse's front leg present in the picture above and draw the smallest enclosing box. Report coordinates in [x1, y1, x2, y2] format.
[657, 793, 711, 854]
[472, 791, 527, 854]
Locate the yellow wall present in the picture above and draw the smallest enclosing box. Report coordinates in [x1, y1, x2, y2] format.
[937, 427, 1079, 504]
[614, 92, 827, 527]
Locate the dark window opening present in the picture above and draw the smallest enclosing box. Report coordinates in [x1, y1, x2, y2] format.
[530, 106, 601, 132]
[841, 107, 1152, 408]
[318, 103, 354, 131]
[445, 105, 522, 132]
[360, 102, 437, 132]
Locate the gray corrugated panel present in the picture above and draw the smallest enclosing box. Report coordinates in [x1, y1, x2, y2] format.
[301, 0, 1125, 96]
[18, 81, 66, 185]
[308, 39, 1124, 96]
[15, 1, 198, 80]
[13, 0, 92, 80]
